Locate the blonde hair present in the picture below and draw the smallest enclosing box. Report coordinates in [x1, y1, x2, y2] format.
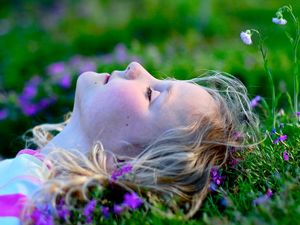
[22, 71, 259, 222]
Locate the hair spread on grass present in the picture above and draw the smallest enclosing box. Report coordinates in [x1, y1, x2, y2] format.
[22, 71, 259, 222]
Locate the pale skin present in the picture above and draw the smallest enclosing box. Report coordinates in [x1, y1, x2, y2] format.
[41, 62, 216, 160]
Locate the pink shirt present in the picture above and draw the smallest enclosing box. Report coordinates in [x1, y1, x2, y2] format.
[0, 149, 50, 225]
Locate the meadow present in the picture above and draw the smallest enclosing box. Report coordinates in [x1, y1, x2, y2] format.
[0, 0, 299, 224]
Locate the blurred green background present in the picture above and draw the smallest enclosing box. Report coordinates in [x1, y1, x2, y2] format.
[0, 0, 299, 157]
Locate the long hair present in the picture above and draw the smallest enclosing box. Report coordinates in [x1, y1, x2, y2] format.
[22, 71, 259, 222]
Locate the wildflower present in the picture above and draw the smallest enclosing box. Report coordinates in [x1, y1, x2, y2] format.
[229, 158, 239, 167]
[272, 17, 287, 25]
[113, 204, 124, 215]
[111, 164, 133, 181]
[252, 188, 273, 205]
[57, 199, 70, 221]
[123, 192, 143, 210]
[240, 30, 252, 45]
[114, 44, 128, 63]
[283, 150, 289, 161]
[273, 134, 287, 144]
[30, 206, 54, 225]
[271, 128, 276, 135]
[47, 62, 65, 75]
[209, 182, 218, 192]
[101, 206, 110, 219]
[296, 112, 300, 116]
[79, 61, 97, 73]
[210, 168, 225, 186]
[250, 95, 261, 108]
[59, 74, 72, 89]
[83, 199, 97, 223]
[0, 109, 8, 120]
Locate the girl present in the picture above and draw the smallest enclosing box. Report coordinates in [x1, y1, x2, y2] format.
[0, 62, 258, 224]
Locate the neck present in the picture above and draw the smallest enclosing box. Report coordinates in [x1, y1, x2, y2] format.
[40, 113, 90, 155]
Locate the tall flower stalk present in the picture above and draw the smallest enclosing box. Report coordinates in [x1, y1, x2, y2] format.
[241, 5, 300, 125]
[282, 5, 300, 121]
[241, 29, 276, 127]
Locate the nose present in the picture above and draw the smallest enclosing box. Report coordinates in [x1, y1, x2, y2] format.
[125, 61, 150, 80]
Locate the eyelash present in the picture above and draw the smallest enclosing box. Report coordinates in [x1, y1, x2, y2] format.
[146, 87, 152, 101]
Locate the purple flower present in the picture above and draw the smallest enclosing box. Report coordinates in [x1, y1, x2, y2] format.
[79, 61, 97, 73]
[229, 158, 239, 167]
[101, 206, 110, 219]
[111, 164, 133, 181]
[296, 112, 300, 116]
[83, 199, 96, 223]
[271, 128, 276, 135]
[250, 96, 261, 108]
[59, 74, 72, 89]
[273, 134, 287, 144]
[123, 192, 143, 210]
[210, 168, 225, 186]
[240, 30, 252, 45]
[252, 188, 273, 205]
[30, 207, 54, 225]
[283, 150, 289, 161]
[114, 44, 128, 63]
[47, 62, 65, 75]
[19, 101, 39, 116]
[0, 109, 8, 120]
[272, 17, 287, 25]
[113, 204, 124, 215]
[57, 199, 70, 221]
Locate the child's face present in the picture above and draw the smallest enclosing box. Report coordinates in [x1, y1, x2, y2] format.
[74, 62, 216, 158]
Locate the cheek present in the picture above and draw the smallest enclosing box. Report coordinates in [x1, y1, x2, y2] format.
[105, 84, 147, 116]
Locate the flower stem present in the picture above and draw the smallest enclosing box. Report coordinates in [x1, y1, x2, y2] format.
[284, 5, 299, 121]
[252, 30, 276, 127]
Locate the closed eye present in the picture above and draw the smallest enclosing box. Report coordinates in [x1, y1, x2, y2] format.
[146, 86, 152, 101]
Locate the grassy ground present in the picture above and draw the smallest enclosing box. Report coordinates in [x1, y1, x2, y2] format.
[0, 1, 299, 224]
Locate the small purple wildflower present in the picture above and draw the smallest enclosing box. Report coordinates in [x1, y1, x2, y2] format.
[273, 134, 287, 144]
[209, 182, 218, 192]
[79, 61, 97, 73]
[83, 199, 96, 223]
[210, 168, 225, 186]
[57, 199, 70, 221]
[283, 150, 289, 161]
[19, 101, 39, 116]
[271, 128, 276, 135]
[113, 204, 124, 215]
[59, 74, 72, 89]
[272, 17, 287, 25]
[0, 109, 8, 120]
[250, 96, 261, 108]
[47, 62, 65, 75]
[30, 207, 54, 225]
[101, 206, 110, 219]
[252, 188, 273, 205]
[229, 158, 239, 167]
[114, 44, 128, 63]
[123, 192, 143, 210]
[240, 30, 252, 45]
[296, 112, 300, 116]
[111, 164, 133, 181]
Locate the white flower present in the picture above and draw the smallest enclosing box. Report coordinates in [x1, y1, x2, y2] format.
[240, 30, 252, 45]
[272, 17, 287, 25]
